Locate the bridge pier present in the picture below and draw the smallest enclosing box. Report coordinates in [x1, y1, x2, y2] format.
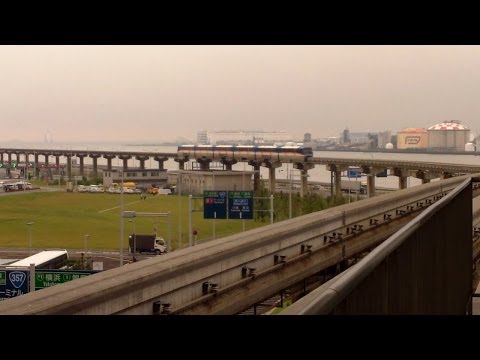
[104, 155, 116, 171]
[55, 155, 60, 171]
[197, 159, 211, 171]
[248, 160, 263, 191]
[90, 154, 101, 178]
[295, 162, 315, 197]
[7, 152, 11, 165]
[118, 155, 132, 171]
[76, 154, 87, 176]
[221, 159, 238, 171]
[154, 156, 168, 170]
[43, 153, 49, 167]
[264, 161, 282, 194]
[414, 170, 439, 184]
[394, 168, 409, 189]
[327, 164, 347, 199]
[367, 174, 376, 197]
[362, 166, 386, 198]
[136, 155, 149, 170]
[175, 158, 187, 170]
[65, 155, 72, 180]
[34, 153, 39, 178]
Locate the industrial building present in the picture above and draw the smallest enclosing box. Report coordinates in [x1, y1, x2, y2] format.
[427, 120, 470, 151]
[103, 169, 168, 190]
[397, 128, 428, 150]
[168, 170, 254, 196]
[196, 130, 293, 145]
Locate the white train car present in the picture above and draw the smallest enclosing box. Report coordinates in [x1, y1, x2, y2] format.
[177, 145, 313, 163]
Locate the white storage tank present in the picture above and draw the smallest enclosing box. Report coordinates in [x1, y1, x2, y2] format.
[385, 143, 394, 149]
[428, 120, 470, 151]
[465, 142, 476, 152]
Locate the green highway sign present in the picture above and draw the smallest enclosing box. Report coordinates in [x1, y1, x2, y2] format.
[0, 271, 5, 286]
[35, 270, 96, 289]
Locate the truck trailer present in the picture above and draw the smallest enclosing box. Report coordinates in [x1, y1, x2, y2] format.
[128, 234, 167, 255]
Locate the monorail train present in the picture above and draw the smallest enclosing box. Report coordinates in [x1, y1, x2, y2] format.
[177, 144, 313, 163]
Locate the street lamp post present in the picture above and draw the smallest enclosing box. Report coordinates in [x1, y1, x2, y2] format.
[129, 219, 136, 262]
[289, 167, 293, 219]
[27, 222, 34, 255]
[119, 170, 125, 266]
[84, 234, 90, 254]
[178, 171, 182, 250]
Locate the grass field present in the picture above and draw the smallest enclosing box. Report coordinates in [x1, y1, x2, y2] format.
[0, 190, 269, 251]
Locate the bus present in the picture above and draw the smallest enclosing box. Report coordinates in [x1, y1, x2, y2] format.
[7, 250, 69, 269]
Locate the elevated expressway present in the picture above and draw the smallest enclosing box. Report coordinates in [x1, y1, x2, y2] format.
[0, 174, 479, 315]
[1, 146, 480, 197]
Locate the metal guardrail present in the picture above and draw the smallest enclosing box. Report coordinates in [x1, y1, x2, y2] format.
[282, 178, 473, 315]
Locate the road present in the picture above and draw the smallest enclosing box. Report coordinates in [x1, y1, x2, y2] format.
[0, 248, 164, 270]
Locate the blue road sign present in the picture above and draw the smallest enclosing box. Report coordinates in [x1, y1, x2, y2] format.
[228, 191, 253, 219]
[0, 270, 29, 301]
[203, 191, 228, 219]
[347, 167, 362, 179]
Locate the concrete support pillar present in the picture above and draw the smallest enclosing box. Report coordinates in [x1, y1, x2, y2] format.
[42, 154, 51, 180]
[76, 155, 86, 176]
[264, 161, 282, 194]
[103, 155, 116, 171]
[34, 153, 39, 178]
[175, 158, 187, 170]
[394, 168, 409, 189]
[248, 160, 262, 191]
[79, 156, 85, 176]
[118, 155, 132, 171]
[136, 156, 149, 170]
[66, 155, 72, 180]
[0, 153, 3, 162]
[414, 170, 439, 184]
[7, 153, 12, 164]
[300, 169, 309, 197]
[154, 156, 168, 170]
[362, 166, 386, 198]
[221, 159, 238, 171]
[197, 158, 211, 171]
[367, 175, 375, 197]
[90, 154, 101, 178]
[326, 164, 347, 199]
[334, 169, 342, 199]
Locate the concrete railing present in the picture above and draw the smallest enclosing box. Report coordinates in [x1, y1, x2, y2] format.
[0, 175, 476, 315]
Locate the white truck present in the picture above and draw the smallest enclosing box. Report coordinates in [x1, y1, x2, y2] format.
[128, 234, 167, 255]
[340, 180, 368, 195]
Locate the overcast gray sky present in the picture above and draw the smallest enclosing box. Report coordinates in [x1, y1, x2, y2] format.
[1, 45, 479, 143]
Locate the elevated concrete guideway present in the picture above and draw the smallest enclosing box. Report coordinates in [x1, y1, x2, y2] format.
[0, 174, 479, 315]
[2, 146, 480, 198]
